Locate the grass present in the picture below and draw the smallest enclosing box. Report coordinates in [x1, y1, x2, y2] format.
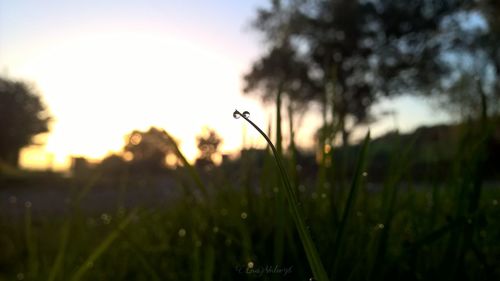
[234, 109, 329, 281]
[0, 113, 499, 280]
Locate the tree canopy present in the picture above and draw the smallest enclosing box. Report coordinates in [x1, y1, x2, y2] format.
[195, 128, 222, 168]
[123, 127, 178, 171]
[244, 0, 500, 145]
[0, 77, 50, 167]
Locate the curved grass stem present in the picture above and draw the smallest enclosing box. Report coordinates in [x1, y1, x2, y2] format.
[234, 110, 329, 281]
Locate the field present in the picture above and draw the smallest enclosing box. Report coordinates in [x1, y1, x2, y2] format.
[1, 118, 499, 281]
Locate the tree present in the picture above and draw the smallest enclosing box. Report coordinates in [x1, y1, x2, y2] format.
[0, 77, 50, 167]
[246, 0, 499, 147]
[361, 0, 499, 119]
[195, 128, 222, 168]
[245, 0, 386, 146]
[123, 127, 177, 172]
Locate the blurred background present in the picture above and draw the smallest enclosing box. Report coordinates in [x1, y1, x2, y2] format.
[0, 0, 499, 280]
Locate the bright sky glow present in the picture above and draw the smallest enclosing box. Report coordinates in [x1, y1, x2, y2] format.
[0, 0, 450, 171]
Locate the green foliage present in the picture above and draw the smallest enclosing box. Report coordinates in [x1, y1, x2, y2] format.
[234, 109, 329, 281]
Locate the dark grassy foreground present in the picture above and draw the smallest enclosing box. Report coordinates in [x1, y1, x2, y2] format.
[1, 123, 499, 281]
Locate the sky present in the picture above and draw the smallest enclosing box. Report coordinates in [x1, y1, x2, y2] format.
[0, 0, 450, 171]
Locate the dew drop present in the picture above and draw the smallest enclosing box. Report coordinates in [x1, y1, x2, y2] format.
[240, 212, 248, 220]
[233, 110, 241, 119]
[213, 226, 219, 233]
[178, 228, 186, 237]
[362, 172, 368, 177]
[16, 273, 24, 280]
[242, 111, 250, 118]
[247, 261, 254, 269]
[493, 199, 498, 206]
[100, 213, 112, 224]
[24, 201, 32, 208]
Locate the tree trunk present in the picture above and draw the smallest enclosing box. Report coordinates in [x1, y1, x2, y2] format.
[338, 113, 349, 147]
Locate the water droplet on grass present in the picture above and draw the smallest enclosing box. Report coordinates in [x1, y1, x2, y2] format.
[233, 110, 240, 119]
[247, 261, 254, 269]
[240, 212, 248, 219]
[101, 213, 112, 224]
[178, 228, 186, 237]
[24, 201, 32, 208]
[242, 111, 250, 118]
[362, 171, 368, 177]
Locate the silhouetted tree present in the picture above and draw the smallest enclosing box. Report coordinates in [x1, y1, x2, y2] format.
[371, 0, 499, 119]
[195, 128, 222, 168]
[246, 0, 389, 146]
[0, 77, 50, 167]
[243, 42, 319, 108]
[123, 127, 177, 172]
[247, 0, 499, 144]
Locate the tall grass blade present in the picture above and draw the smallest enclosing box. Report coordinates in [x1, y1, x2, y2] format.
[274, 89, 286, 267]
[121, 233, 163, 281]
[24, 202, 38, 279]
[69, 209, 137, 281]
[369, 136, 415, 280]
[234, 110, 329, 281]
[48, 221, 71, 281]
[163, 130, 208, 198]
[331, 131, 370, 277]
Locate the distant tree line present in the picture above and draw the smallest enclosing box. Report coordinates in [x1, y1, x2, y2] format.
[73, 127, 223, 176]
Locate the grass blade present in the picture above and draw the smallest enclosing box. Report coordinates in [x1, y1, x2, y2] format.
[234, 109, 329, 281]
[69, 209, 137, 281]
[331, 131, 370, 277]
[48, 221, 71, 281]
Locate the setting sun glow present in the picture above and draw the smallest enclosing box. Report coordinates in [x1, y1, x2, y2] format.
[15, 29, 266, 170]
[1, 0, 448, 171]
